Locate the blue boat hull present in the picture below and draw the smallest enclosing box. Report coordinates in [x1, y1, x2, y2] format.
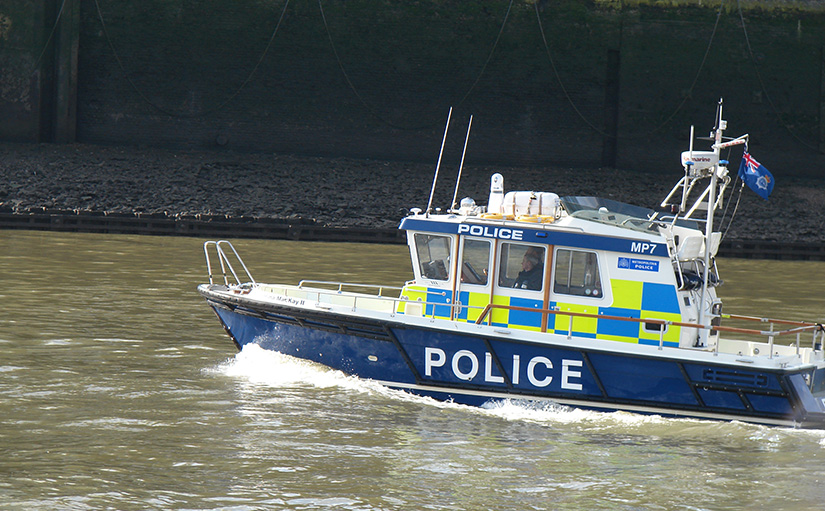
[206, 295, 825, 428]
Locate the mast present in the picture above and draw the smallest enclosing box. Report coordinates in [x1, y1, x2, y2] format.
[697, 100, 723, 334]
[658, 99, 747, 345]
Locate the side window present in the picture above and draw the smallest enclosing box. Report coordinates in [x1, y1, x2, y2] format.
[460, 239, 491, 286]
[554, 249, 602, 298]
[498, 243, 545, 291]
[415, 233, 452, 281]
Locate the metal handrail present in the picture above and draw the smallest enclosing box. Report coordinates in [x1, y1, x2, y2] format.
[203, 246, 824, 358]
[289, 281, 462, 319]
[475, 303, 821, 337]
[203, 240, 255, 286]
[297, 280, 404, 297]
[723, 313, 821, 328]
[473, 302, 824, 354]
[268, 281, 485, 320]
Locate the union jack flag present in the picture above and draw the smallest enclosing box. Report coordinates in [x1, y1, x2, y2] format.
[738, 152, 774, 200]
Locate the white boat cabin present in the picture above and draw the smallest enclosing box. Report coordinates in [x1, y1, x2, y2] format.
[398, 173, 721, 350]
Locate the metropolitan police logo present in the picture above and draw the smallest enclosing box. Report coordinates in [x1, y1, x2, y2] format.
[618, 257, 658, 272]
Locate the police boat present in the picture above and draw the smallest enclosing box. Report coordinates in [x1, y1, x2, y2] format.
[199, 104, 825, 428]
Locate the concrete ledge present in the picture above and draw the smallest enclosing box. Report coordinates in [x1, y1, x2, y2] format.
[719, 239, 825, 261]
[0, 209, 405, 245]
[0, 208, 819, 260]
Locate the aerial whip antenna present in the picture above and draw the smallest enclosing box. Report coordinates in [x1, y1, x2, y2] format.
[427, 107, 452, 216]
[451, 115, 474, 212]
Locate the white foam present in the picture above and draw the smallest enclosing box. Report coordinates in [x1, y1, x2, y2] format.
[217, 344, 366, 392]
[216, 346, 650, 427]
[213, 344, 825, 442]
[479, 398, 671, 429]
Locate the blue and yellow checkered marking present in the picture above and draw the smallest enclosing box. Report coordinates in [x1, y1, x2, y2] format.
[640, 281, 682, 313]
[398, 285, 453, 319]
[550, 302, 599, 339]
[456, 290, 495, 323]
[400, 278, 683, 346]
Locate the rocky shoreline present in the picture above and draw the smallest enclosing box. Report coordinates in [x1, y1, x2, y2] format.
[2, 141, 824, 243]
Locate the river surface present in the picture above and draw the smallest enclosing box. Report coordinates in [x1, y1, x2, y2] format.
[2, 230, 825, 511]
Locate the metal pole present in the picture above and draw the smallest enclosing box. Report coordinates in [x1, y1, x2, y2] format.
[451, 115, 473, 211]
[698, 99, 723, 344]
[427, 107, 453, 215]
[659, 325, 665, 350]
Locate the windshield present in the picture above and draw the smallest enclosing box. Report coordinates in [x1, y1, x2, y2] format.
[560, 196, 698, 234]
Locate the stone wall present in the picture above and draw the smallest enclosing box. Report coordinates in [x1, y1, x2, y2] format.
[0, 0, 47, 141]
[3, 0, 825, 174]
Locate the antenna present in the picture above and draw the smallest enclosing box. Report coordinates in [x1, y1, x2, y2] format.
[450, 115, 473, 212]
[426, 107, 452, 215]
[712, 97, 723, 133]
[681, 124, 695, 210]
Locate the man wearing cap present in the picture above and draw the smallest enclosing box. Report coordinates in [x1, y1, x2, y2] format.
[514, 247, 544, 291]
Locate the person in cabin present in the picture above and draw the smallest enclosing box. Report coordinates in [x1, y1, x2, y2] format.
[513, 247, 543, 291]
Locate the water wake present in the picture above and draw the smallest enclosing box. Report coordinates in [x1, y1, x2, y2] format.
[215, 344, 825, 444]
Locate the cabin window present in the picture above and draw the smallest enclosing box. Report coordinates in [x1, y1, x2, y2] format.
[460, 239, 491, 286]
[498, 243, 545, 291]
[553, 249, 602, 298]
[415, 233, 452, 281]
[644, 322, 667, 334]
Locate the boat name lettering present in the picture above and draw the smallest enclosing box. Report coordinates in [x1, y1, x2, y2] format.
[630, 242, 658, 255]
[274, 294, 306, 306]
[458, 224, 523, 241]
[424, 347, 583, 390]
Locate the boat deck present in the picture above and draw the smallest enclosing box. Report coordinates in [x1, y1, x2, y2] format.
[225, 281, 824, 368]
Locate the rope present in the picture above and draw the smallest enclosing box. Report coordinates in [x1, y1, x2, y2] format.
[736, 0, 819, 152]
[29, 0, 67, 75]
[716, 146, 735, 218]
[720, 178, 745, 243]
[534, 0, 725, 139]
[534, 0, 604, 136]
[319, 0, 514, 131]
[92, 0, 290, 118]
[455, 0, 514, 108]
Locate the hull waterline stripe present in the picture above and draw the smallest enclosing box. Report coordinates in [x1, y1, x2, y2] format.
[376, 380, 801, 428]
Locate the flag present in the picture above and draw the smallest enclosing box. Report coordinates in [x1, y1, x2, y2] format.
[738, 152, 774, 200]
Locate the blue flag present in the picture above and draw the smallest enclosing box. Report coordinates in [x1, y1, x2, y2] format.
[738, 152, 774, 200]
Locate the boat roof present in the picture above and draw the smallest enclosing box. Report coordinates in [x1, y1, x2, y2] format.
[399, 207, 674, 258]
